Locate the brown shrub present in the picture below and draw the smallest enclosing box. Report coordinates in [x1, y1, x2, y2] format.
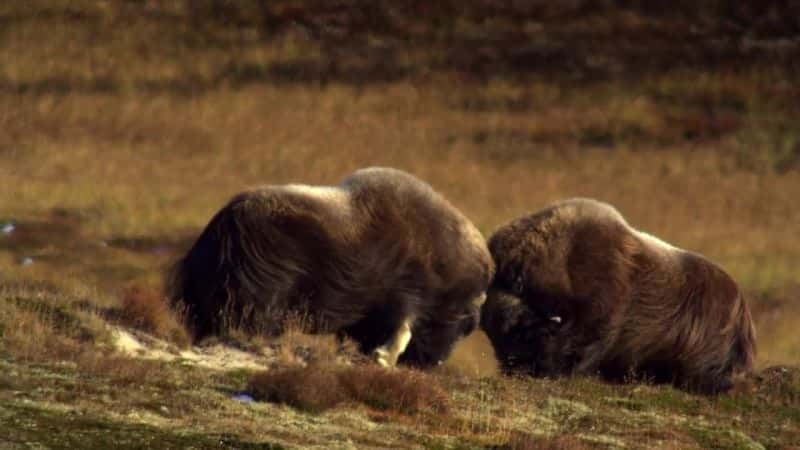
[340, 365, 450, 414]
[248, 366, 349, 414]
[248, 364, 450, 415]
[120, 286, 190, 347]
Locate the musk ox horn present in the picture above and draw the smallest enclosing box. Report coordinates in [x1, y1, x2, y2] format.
[166, 167, 494, 369]
[481, 197, 756, 394]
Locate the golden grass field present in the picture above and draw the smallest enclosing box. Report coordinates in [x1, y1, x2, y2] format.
[1, 1, 799, 448]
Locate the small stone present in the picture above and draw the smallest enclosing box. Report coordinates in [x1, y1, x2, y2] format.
[20, 257, 34, 266]
[231, 393, 255, 404]
[1, 223, 14, 234]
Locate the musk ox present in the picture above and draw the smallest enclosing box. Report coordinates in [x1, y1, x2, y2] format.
[480, 198, 756, 394]
[167, 167, 494, 368]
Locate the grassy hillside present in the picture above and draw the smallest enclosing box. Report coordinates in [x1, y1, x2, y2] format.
[1, 1, 799, 448]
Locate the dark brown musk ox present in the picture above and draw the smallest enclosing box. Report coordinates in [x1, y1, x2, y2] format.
[167, 167, 494, 368]
[480, 198, 756, 394]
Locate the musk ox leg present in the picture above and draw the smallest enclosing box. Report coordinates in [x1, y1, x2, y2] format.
[372, 317, 414, 368]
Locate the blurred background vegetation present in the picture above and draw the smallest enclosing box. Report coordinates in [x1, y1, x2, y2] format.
[1, 0, 798, 367]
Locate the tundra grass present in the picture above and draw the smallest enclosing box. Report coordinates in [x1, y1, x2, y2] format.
[1, 2, 798, 449]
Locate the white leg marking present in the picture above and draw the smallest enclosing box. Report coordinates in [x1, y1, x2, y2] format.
[472, 293, 487, 308]
[373, 318, 413, 368]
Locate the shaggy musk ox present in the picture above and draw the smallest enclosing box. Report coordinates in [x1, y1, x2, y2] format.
[481, 198, 756, 394]
[167, 167, 494, 368]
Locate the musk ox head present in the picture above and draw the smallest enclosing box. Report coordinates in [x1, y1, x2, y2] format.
[399, 292, 487, 367]
[167, 167, 494, 369]
[481, 198, 756, 394]
[480, 288, 567, 376]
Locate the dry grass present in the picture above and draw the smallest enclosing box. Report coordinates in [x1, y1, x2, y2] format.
[249, 364, 450, 415]
[270, 323, 355, 368]
[71, 352, 209, 395]
[0, 301, 84, 362]
[0, 282, 108, 362]
[501, 432, 592, 450]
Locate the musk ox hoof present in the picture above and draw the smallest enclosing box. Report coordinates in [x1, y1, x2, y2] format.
[372, 347, 395, 368]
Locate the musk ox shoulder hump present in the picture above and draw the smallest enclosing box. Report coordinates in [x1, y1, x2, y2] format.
[343, 166, 491, 268]
[632, 230, 679, 253]
[549, 197, 628, 226]
[341, 167, 440, 204]
[282, 184, 350, 208]
[554, 198, 677, 254]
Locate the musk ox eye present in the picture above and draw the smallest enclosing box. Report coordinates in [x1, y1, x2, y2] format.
[549, 316, 562, 324]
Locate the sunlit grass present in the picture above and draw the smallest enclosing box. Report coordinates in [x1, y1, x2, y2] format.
[0, 2, 798, 447]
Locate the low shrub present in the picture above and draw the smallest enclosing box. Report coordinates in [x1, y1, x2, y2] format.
[248, 364, 450, 415]
[119, 285, 190, 347]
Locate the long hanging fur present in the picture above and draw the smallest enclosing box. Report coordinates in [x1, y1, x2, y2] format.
[481, 198, 756, 394]
[167, 167, 494, 368]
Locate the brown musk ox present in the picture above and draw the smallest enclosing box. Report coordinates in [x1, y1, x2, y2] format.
[480, 198, 756, 394]
[167, 167, 494, 368]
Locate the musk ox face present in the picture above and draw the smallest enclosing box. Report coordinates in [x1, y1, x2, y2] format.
[481, 289, 567, 376]
[167, 167, 494, 369]
[399, 292, 487, 367]
[481, 198, 756, 394]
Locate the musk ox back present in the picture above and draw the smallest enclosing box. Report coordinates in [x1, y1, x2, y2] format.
[481, 198, 756, 394]
[167, 167, 494, 368]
